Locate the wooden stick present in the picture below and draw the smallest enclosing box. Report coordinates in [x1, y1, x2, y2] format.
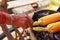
[7, 0, 38, 9]
[12, 26, 24, 40]
[1, 25, 15, 40]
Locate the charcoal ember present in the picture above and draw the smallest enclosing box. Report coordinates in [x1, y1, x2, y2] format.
[33, 31, 49, 40]
[32, 31, 44, 40]
[54, 32, 60, 40]
[42, 32, 54, 40]
[33, 31, 60, 40]
[49, 34, 56, 40]
[36, 32, 44, 40]
[43, 32, 50, 40]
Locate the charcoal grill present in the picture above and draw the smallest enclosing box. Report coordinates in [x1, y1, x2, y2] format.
[0, 0, 60, 40]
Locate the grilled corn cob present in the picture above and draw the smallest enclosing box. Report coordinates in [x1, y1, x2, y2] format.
[33, 21, 60, 33]
[46, 21, 60, 33]
[33, 13, 60, 26]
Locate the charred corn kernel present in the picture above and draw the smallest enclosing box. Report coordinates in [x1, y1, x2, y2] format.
[46, 21, 60, 33]
[33, 13, 60, 26]
[32, 27, 45, 31]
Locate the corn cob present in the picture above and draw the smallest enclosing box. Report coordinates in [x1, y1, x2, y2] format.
[46, 21, 60, 33]
[33, 21, 60, 33]
[33, 13, 60, 26]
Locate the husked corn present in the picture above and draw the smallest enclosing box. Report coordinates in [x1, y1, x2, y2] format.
[46, 21, 60, 33]
[33, 21, 60, 33]
[33, 13, 60, 26]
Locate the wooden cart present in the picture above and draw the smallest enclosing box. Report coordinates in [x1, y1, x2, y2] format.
[0, 0, 50, 40]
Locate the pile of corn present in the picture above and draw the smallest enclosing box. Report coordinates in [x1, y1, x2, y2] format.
[33, 12, 60, 33]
